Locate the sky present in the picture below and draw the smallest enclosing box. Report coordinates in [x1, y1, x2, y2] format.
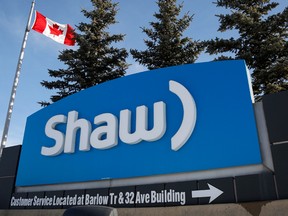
[0, 0, 287, 148]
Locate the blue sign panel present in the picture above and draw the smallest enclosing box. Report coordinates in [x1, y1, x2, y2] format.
[16, 60, 262, 186]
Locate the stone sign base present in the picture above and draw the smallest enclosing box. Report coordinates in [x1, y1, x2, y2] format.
[1, 199, 288, 216]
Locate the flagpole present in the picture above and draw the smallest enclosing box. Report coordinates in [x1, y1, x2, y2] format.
[0, 0, 36, 157]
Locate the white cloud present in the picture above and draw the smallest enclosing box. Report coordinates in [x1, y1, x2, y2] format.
[127, 62, 147, 75]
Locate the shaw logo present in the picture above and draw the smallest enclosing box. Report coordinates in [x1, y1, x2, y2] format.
[17, 61, 262, 186]
[41, 80, 197, 156]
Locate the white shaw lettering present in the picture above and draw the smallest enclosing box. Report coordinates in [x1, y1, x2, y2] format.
[41, 80, 197, 156]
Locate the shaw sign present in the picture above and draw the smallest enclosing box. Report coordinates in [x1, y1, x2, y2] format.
[16, 60, 262, 187]
[42, 80, 196, 156]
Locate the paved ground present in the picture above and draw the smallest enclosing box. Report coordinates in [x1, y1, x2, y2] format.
[1, 199, 288, 216]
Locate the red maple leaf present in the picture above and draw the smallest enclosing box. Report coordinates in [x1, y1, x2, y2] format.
[48, 23, 64, 36]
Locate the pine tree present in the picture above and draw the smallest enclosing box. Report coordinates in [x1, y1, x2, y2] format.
[130, 0, 203, 70]
[40, 0, 128, 106]
[205, 0, 288, 98]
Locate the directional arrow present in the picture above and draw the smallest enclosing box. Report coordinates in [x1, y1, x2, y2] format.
[191, 183, 223, 203]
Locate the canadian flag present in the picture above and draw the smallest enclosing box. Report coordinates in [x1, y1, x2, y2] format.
[32, 11, 75, 46]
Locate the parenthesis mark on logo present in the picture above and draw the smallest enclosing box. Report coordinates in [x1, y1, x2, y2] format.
[169, 80, 197, 151]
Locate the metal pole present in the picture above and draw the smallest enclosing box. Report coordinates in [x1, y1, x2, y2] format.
[0, 0, 36, 157]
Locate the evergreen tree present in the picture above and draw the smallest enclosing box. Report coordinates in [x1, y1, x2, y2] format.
[130, 0, 203, 70]
[40, 0, 128, 106]
[205, 0, 288, 98]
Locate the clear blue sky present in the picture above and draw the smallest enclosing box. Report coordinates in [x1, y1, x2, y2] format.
[0, 0, 287, 147]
